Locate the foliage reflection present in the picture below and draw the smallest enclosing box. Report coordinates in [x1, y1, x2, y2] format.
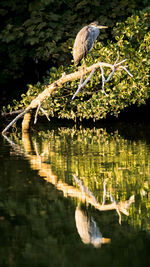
[4, 126, 150, 234]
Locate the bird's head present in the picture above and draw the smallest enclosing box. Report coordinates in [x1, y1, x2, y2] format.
[90, 21, 108, 29]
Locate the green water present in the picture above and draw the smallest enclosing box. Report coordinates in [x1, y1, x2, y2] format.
[0, 124, 150, 267]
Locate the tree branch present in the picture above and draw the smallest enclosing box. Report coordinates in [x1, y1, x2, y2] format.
[72, 68, 96, 100]
[2, 58, 133, 134]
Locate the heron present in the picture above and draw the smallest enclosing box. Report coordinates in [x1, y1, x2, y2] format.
[73, 21, 108, 66]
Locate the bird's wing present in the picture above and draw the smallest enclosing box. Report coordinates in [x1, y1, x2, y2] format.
[77, 26, 95, 55]
[73, 26, 95, 65]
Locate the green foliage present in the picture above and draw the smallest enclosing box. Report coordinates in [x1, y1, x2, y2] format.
[0, 0, 148, 85]
[4, 10, 149, 121]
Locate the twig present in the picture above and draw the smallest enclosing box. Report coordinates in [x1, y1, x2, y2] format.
[2, 109, 24, 116]
[72, 73, 84, 100]
[34, 101, 41, 124]
[105, 67, 115, 82]
[119, 66, 133, 77]
[2, 108, 29, 134]
[81, 68, 96, 88]
[72, 68, 95, 100]
[115, 59, 127, 67]
[40, 107, 50, 121]
[99, 64, 107, 95]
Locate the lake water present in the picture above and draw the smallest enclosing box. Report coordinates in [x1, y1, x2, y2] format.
[1, 123, 150, 267]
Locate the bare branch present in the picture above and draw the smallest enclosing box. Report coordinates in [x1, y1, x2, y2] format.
[105, 68, 115, 82]
[72, 68, 95, 100]
[2, 109, 29, 134]
[72, 55, 131, 100]
[119, 66, 133, 77]
[114, 51, 120, 65]
[72, 72, 84, 100]
[40, 107, 50, 121]
[2, 57, 133, 133]
[34, 100, 41, 124]
[115, 59, 127, 67]
[99, 64, 107, 95]
[2, 109, 24, 116]
[99, 64, 105, 87]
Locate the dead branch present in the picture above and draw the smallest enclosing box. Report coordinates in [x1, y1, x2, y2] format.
[40, 107, 50, 121]
[1, 109, 24, 116]
[72, 68, 96, 100]
[2, 57, 133, 134]
[34, 100, 41, 124]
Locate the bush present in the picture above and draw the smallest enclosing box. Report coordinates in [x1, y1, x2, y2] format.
[0, 0, 148, 87]
[2, 10, 150, 122]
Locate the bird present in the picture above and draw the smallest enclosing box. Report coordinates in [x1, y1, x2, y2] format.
[73, 21, 108, 66]
[75, 206, 111, 248]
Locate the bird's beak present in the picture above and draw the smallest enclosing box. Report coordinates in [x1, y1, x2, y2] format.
[101, 237, 111, 244]
[98, 25, 108, 29]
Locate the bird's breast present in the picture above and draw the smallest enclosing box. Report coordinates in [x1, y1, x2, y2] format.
[91, 27, 100, 41]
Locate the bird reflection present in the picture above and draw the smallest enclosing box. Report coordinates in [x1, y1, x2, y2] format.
[75, 206, 110, 248]
[3, 133, 136, 248]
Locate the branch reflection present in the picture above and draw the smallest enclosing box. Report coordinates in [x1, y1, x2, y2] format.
[3, 130, 137, 248]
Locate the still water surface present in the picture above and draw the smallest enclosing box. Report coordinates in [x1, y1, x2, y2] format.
[0, 124, 150, 267]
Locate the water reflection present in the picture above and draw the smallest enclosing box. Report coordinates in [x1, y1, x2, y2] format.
[2, 126, 150, 267]
[73, 174, 134, 225]
[3, 126, 150, 242]
[75, 206, 110, 248]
